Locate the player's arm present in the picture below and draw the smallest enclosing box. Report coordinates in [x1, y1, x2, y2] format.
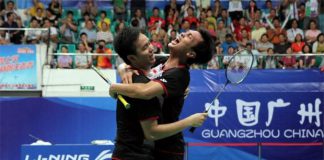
[110, 81, 164, 100]
[140, 113, 207, 141]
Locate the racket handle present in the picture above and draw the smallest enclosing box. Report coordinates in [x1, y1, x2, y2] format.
[189, 110, 208, 133]
[117, 94, 131, 109]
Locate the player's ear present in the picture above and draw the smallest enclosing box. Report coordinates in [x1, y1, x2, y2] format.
[127, 55, 137, 63]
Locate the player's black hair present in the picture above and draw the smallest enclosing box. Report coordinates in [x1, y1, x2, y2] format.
[113, 27, 141, 65]
[188, 29, 214, 65]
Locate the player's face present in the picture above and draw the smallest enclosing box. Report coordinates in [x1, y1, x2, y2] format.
[168, 30, 203, 57]
[132, 33, 155, 68]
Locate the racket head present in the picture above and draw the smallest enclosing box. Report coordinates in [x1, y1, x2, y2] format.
[225, 49, 254, 84]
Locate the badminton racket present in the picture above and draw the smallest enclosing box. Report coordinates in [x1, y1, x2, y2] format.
[190, 49, 254, 132]
[91, 65, 130, 109]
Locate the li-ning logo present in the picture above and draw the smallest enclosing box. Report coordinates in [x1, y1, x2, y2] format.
[24, 150, 112, 160]
[95, 150, 112, 160]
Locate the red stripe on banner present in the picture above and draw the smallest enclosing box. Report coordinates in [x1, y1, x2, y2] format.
[188, 142, 324, 147]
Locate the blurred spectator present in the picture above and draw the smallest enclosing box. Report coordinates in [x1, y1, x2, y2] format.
[0, 0, 4, 13]
[164, 0, 181, 19]
[207, 42, 222, 69]
[262, 0, 273, 15]
[223, 46, 236, 66]
[195, 0, 210, 10]
[274, 33, 290, 54]
[264, 48, 277, 69]
[305, 20, 321, 44]
[228, 0, 243, 21]
[0, 28, 9, 44]
[115, 21, 126, 34]
[80, 20, 97, 48]
[130, 0, 146, 18]
[217, 9, 231, 28]
[57, 45, 73, 69]
[165, 9, 179, 29]
[221, 34, 238, 54]
[251, 20, 267, 43]
[278, 47, 298, 69]
[81, 0, 98, 19]
[267, 17, 286, 45]
[312, 33, 324, 53]
[256, 33, 274, 54]
[298, 3, 306, 28]
[23, 18, 42, 44]
[2, 12, 22, 44]
[25, 0, 45, 18]
[48, 0, 62, 18]
[94, 40, 113, 69]
[212, 0, 223, 18]
[183, 7, 199, 29]
[59, 10, 78, 44]
[33, 7, 46, 26]
[246, 0, 258, 21]
[237, 29, 251, 48]
[215, 19, 232, 42]
[97, 10, 111, 31]
[267, 9, 277, 24]
[246, 42, 261, 68]
[41, 18, 59, 51]
[291, 33, 305, 54]
[148, 7, 165, 32]
[130, 9, 146, 32]
[234, 17, 251, 42]
[97, 21, 113, 44]
[151, 32, 163, 54]
[2, 0, 19, 21]
[179, 19, 190, 33]
[75, 40, 92, 69]
[299, 44, 315, 68]
[206, 9, 216, 32]
[198, 9, 207, 23]
[79, 12, 93, 28]
[288, 0, 299, 20]
[304, 0, 319, 29]
[180, 0, 195, 18]
[112, 0, 128, 21]
[46, 8, 59, 27]
[286, 19, 304, 43]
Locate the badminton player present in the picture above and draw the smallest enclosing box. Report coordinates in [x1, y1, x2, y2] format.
[110, 28, 214, 160]
[111, 27, 209, 160]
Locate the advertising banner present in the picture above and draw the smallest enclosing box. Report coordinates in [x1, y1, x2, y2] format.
[0, 45, 38, 90]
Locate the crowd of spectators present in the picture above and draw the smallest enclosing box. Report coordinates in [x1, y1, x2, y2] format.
[0, 0, 323, 69]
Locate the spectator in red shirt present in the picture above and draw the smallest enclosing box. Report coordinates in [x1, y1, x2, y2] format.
[183, 6, 199, 29]
[148, 7, 165, 32]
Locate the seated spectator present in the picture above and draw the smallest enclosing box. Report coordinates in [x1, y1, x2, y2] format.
[251, 20, 267, 43]
[80, 20, 97, 48]
[278, 47, 298, 69]
[246, 42, 261, 68]
[165, 8, 179, 28]
[262, 0, 273, 15]
[256, 33, 274, 54]
[112, 0, 127, 21]
[2, 12, 23, 44]
[151, 33, 163, 54]
[206, 9, 216, 32]
[25, 0, 45, 18]
[274, 33, 290, 54]
[312, 33, 324, 67]
[305, 20, 322, 44]
[215, 20, 232, 43]
[48, 0, 62, 18]
[115, 21, 126, 34]
[221, 34, 238, 54]
[267, 17, 286, 45]
[57, 45, 73, 69]
[234, 17, 251, 42]
[207, 42, 222, 69]
[180, 0, 195, 18]
[94, 40, 113, 69]
[287, 19, 304, 43]
[0, 29, 10, 44]
[291, 34, 305, 54]
[212, 0, 223, 18]
[97, 10, 111, 30]
[33, 7, 46, 26]
[164, 0, 181, 18]
[195, 0, 210, 10]
[217, 9, 231, 28]
[45, 8, 58, 27]
[81, 0, 98, 19]
[1, 0, 20, 21]
[97, 21, 113, 44]
[148, 7, 165, 32]
[75, 40, 92, 69]
[263, 48, 277, 69]
[59, 10, 78, 44]
[183, 7, 199, 29]
[130, 9, 147, 32]
[78, 12, 93, 28]
[23, 18, 42, 44]
[299, 44, 315, 68]
[246, 0, 258, 21]
[228, 0, 243, 21]
[41, 18, 59, 51]
[237, 29, 251, 48]
[223, 46, 236, 66]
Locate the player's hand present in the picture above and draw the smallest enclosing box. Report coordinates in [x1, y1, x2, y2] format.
[121, 68, 139, 84]
[109, 86, 117, 99]
[187, 113, 208, 127]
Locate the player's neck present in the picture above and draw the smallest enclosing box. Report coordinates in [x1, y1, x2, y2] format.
[164, 54, 183, 70]
[131, 64, 151, 75]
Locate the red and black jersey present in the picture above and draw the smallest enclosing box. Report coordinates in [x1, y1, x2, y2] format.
[112, 73, 161, 160]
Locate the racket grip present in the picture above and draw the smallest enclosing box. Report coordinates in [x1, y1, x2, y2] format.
[117, 94, 130, 109]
